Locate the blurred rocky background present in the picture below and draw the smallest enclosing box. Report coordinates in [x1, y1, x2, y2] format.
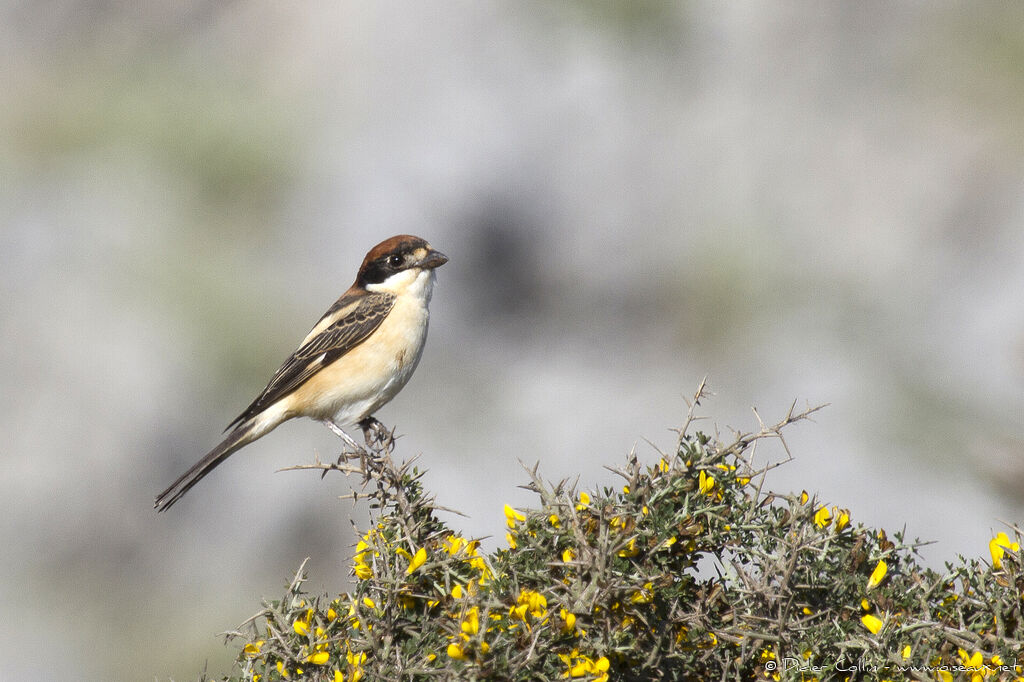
[2, 2, 1023, 680]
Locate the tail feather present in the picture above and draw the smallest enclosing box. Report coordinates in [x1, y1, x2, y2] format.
[155, 424, 256, 512]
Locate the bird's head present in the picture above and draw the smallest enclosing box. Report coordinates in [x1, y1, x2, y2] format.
[356, 235, 448, 294]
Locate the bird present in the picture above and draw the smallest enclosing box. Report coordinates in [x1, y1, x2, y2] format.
[155, 234, 448, 511]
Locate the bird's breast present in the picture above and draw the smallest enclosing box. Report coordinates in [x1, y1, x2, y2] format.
[290, 292, 431, 425]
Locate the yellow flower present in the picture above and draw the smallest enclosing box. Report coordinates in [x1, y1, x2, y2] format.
[642, 505, 650, 516]
[867, 560, 888, 589]
[333, 670, 344, 682]
[658, 458, 670, 473]
[989, 532, 1020, 570]
[451, 584, 464, 599]
[800, 490, 809, 505]
[901, 645, 911, 659]
[243, 640, 264, 658]
[510, 589, 547, 624]
[698, 470, 715, 495]
[559, 649, 610, 681]
[461, 606, 481, 636]
[630, 581, 654, 603]
[617, 537, 639, 558]
[307, 651, 330, 665]
[622, 485, 630, 494]
[562, 547, 576, 562]
[447, 642, 467, 660]
[576, 492, 591, 510]
[292, 610, 312, 636]
[560, 608, 577, 634]
[504, 504, 526, 528]
[406, 546, 427, 574]
[445, 535, 467, 555]
[813, 506, 832, 528]
[861, 613, 883, 634]
[549, 514, 561, 528]
[353, 563, 372, 580]
[834, 508, 850, 531]
[506, 532, 517, 549]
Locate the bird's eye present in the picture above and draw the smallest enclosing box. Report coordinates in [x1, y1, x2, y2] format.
[387, 254, 403, 268]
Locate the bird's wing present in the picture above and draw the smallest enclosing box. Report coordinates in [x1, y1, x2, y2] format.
[226, 291, 396, 429]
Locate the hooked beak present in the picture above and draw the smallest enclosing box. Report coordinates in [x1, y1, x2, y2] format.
[419, 248, 449, 269]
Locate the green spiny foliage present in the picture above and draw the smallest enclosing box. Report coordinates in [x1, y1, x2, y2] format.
[212, 391, 1024, 682]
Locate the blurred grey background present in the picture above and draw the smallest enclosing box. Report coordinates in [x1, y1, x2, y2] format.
[2, 2, 1023, 680]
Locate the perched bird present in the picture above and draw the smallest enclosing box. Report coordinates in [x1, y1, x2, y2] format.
[155, 235, 448, 511]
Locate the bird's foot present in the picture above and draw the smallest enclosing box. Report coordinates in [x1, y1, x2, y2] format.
[359, 416, 394, 450]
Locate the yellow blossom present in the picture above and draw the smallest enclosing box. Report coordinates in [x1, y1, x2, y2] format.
[307, 651, 330, 665]
[813, 507, 832, 528]
[622, 485, 630, 494]
[446, 643, 467, 660]
[452, 584, 464, 599]
[559, 649, 610, 681]
[658, 458, 670, 473]
[800, 491, 809, 505]
[445, 535, 467, 555]
[861, 613, 883, 634]
[333, 670, 344, 682]
[617, 537, 639, 558]
[989, 532, 1020, 570]
[834, 508, 850, 530]
[243, 640, 264, 658]
[630, 581, 654, 603]
[867, 560, 888, 589]
[510, 589, 547, 625]
[560, 608, 577, 634]
[406, 546, 427, 574]
[506, 532, 517, 549]
[901, 645, 911, 659]
[292, 609, 312, 636]
[362, 597, 376, 609]
[504, 504, 526, 528]
[698, 470, 715, 495]
[549, 514, 561, 528]
[562, 547, 576, 562]
[576, 492, 591, 510]
[461, 606, 480, 635]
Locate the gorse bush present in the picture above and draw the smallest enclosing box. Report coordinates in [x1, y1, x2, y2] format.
[213, 388, 1024, 681]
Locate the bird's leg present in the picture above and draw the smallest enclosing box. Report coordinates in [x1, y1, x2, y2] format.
[323, 419, 363, 452]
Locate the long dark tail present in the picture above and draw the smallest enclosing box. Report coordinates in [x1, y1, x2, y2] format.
[155, 423, 257, 512]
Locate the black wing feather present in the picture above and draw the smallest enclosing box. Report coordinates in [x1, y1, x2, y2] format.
[226, 291, 395, 429]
